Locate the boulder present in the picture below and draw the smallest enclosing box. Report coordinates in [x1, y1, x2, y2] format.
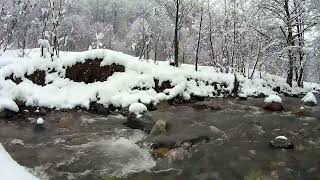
[292, 107, 310, 117]
[269, 136, 294, 149]
[264, 94, 284, 111]
[129, 103, 147, 115]
[264, 102, 284, 111]
[238, 94, 248, 101]
[123, 113, 155, 133]
[301, 92, 318, 106]
[150, 120, 168, 136]
[0, 109, 17, 118]
[90, 102, 110, 115]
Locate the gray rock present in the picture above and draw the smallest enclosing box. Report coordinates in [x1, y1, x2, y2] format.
[270, 136, 294, 149]
[264, 102, 284, 111]
[124, 113, 155, 133]
[150, 120, 168, 136]
[0, 109, 17, 118]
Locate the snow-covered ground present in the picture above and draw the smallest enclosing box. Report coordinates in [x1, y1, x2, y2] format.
[0, 144, 39, 180]
[0, 49, 319, 112]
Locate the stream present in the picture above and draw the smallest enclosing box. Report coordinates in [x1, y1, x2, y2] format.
[0, 97, 320, 180]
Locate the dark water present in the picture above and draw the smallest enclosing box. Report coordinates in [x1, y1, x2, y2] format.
[0, 97, 320, 180]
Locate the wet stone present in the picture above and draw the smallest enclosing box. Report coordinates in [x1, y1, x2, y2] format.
[150, 120, 168, 136]
[269, 136, 294, 149]
[124, 113, 155, 133]
[0, 109, 17, 119]
[264, 102, 284, 112]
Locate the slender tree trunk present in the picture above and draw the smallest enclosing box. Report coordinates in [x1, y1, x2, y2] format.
[250, 42, 261, 79]
[208, 11, 216, 66]
[195, 7, 204, 71]
[173, 0, 180, 67]
[284, 0, 294, 87]
[294, 0, 304, 87]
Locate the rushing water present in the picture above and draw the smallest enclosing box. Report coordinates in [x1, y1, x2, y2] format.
[0, 97, 320, 180]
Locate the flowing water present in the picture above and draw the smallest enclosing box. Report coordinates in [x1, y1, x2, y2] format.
[0, 97, 320, 180]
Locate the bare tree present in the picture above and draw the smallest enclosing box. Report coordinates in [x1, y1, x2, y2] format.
[262, 0, 318, 86]
[195, 4, 204, 71]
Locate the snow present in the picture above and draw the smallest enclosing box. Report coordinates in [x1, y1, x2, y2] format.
[129, 103, 147, 114]
[275, 136, 288, 140]
[10, 139, 25, 146]
[301, 92, 318, 105]
[36, 118, 44, 125]
[264, 94, 282, 104]
[0, 97, 19, 112]
[0, 49, 318, 111]
[0, 144, 39, 180]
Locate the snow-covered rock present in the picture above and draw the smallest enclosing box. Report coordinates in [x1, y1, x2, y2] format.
[0, 144, 39, 180]
[269, 136, 293, 149]
[238, 93, 248, 101]
[10, 139, 25, 146]
[0, 97, 19, 112]
[264, 94, 284, 111]
[264, 94, 282, 104]
[301, 92, 318, 106]
[36, 118, 44, 125]
[129, 103, 148, 114]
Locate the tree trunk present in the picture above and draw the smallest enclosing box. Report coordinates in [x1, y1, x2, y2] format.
[173, 0, 180, 67]
[195, 7, 204, 71]
[208, 11, 216, 66]
[284, 0, 294, 87]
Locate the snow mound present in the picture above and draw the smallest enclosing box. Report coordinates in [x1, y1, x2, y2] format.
[264, 94, 282, 104]
[0, 97, 19, 112]
[0, 144, 39, 180]
[36, 118, 44, 125]
[129, 103, 147, 114]
[301, 92, 318, 105]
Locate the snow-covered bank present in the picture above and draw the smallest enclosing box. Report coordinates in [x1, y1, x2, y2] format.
[0, 49, 319, 112]
[0, 144, 39, 180]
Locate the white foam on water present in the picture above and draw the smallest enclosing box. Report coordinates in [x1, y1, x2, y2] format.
[99, 131, 156, 177]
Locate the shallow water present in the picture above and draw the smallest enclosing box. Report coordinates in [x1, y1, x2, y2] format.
[1, 97, 320, 180]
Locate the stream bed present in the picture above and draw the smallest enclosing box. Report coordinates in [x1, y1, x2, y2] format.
[0, 97, 320, 180]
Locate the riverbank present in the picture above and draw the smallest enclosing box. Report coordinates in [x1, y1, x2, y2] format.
[0, 49, 319, 116]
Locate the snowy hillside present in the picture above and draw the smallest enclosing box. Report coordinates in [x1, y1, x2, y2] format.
[0, 49, 319, 112]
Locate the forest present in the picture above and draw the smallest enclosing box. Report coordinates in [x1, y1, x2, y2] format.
[1, 0, 319, 85]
